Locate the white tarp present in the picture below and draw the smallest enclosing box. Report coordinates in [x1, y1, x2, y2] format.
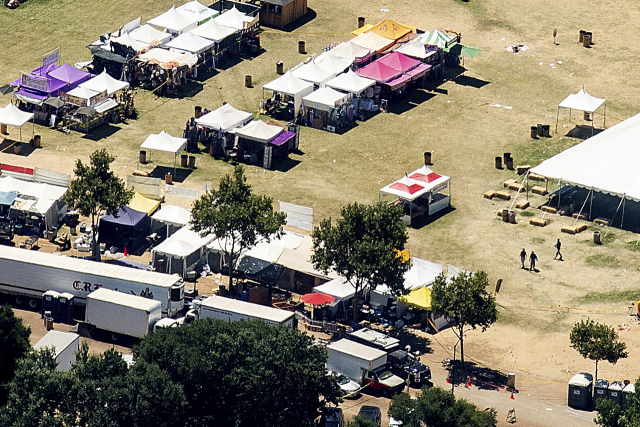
[148, 6, 198, 34]
[242, 231, 305, 264]
[176, 0, 218, 23]
[0, 103, 34, 127]
[191, 18, 237, 42]
[313, 277, 355, 301]
[79, 70, 129, 96]
[141, 130, 187, 153]
[195, 103, 253, 131]
[292, 60, 336, 87]
[558, 89, 606, 113]
[302, 87, 348, 111]
[235, 120, 283, 142]
[130, 24, 172, 44]
[166, 31, 214, 54]
[326, 70, 375, 95]
[263, 71, 314, 115]
[531, 111, 640, 201]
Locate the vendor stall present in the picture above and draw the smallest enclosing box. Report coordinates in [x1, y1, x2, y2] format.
[134, 48, 198, 94]
[326, 69, 375, 96]
[191, 18, 238, 55]
[98, 206, 150, 252]
[166, 32, 215, 54]
[151, 204, 191, 238]
[0, 175, 67, 231]
[79, 70, 129, 96]
[148, 6, 199, 35]
[140, 130, 187, 175]
[350, 31, 395, 53]
[0, 103, 34, 142]
[151, 225, 215, 277]
[367, 19, 413, 42]
[176, 0, 219, 24]
[196, 103, 253, 132]
[129, 24, 173, 45]
[110, 32, 150, 53]
[59, 86, 120, 132]
[291, 60, 336, 88]
[213, 6, 258, 32]
[315, 52, 353, 74]
[326, 42, 372, 65]
[301, 87, 349, 131]
[262, 71, 314, 119]
[395, 42, 444, 78]
[379, 165, 451, 226]
[234, 120, 296, 169]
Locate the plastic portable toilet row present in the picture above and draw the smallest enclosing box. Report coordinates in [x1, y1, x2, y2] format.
[568, 373, 635, 411]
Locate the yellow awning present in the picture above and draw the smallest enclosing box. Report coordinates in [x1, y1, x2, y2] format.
[352, 24, 374, 35]
[368, 19, 412, 41]
[128, 193, 161, 215]
[399, 286, 431, 310]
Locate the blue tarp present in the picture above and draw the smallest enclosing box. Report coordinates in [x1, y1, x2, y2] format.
[0, 192, 18, 206]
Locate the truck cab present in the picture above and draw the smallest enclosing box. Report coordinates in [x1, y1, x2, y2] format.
[363, 365, 405, 397]
[169, 282, 185, 317]
[387, 349, 431, 386]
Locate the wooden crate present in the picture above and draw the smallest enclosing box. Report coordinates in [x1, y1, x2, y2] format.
[503, 179, 517, 188]
[515, 200, 530, 209]
[516, 165, 531, 175]
[494, 191, 512, 200]
[531, 186, 549, 196]
[541, 206, 557, 214]
[529, 173, 547, 181]
[484, 191, 497, 199]
[530, 218, 547, 227]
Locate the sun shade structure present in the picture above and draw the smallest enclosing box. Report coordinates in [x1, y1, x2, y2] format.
[235, 120, 283, 142]
[262, 71, 314, 115]
[165, 31, 215, 54]
[99, 206, 150, 251]
[191, 18, 237, 41]
[195, 103, 253, 132]
[65, 86, 101, 100]
[127, 193, 161, 215]
[301, 292, 335, 306]
[47, 64, 93, 86]
[556, 88, 606, 134]
[399, 286, 432, 310]
[415, 29, 455, 48]
[351, 23, 374, 36]
[355, 61, 401, 83]
[328, 42, 372, 62]
[0, 191, 18, 206]
[148, 6, 198, 34]
[79, 70, 129, 96]
[367, 19, 413, 41]
[302, 87, 348, 111]
[152, 225, 215, 277]
[444, 42, 482, 59]
[140, 130, 187, 174]
[350, 31, 395, 52]
[151, 204, 191, 237]
[0, 103, 34, 141]
[395, 41, 438, 59]
[326, 70, 375, 95]
[313, 277, 356, 303]
[137, 48, 198, 68]
[129, 24, 172, 45]
[377, 51, 420, 72]
[291, 60, 336, 87]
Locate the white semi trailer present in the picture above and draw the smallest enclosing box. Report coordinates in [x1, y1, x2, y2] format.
[189, 295, 296, 328]
[0, 245, 184, 317]
[33, 330, 80, 371]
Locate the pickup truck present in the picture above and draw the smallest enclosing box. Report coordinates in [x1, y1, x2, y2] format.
[387, 349, 431, 386]
[363, 365, 406, 397]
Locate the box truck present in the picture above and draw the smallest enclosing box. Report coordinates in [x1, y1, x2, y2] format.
[32, 330, 80, 371]
[327, 338, 405, 397]
[0, 245, 184, 316]
[187, 295, 295, 328]
[84, 288, 162, 339]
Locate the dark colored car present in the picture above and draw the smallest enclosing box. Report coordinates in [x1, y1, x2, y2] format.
[322, 407, 344, 427]
[358, 406, 382, 426]
[387, 349, 431, 386]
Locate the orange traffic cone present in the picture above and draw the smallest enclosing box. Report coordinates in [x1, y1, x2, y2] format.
[446, 376, 451, 384]
[124, 247, 128, 257]
[467, 376, 472, 387]
[510, 391, 515, 400]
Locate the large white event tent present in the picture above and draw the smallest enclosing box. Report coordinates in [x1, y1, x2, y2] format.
[555, 88, 606, 134]
[129, 24, 172, 45]
[0, 175, 67, 229]
[0, 103, 34, 141]
[235, 120, 283, 143]
[530, 111, 640, 223]
[191, 18, 237, 42]
[302, 87, 348, 111]
[176, 0, 218, 24]
[195, 103, 253, 132]
[151, 205, 191, 238]
[140, 130, 187, 174]
[213, 7, 253, 31]
[291, 60, 336, 88]
[165, 32, 215, 54]
[326, 70, 375, 95]
[79, 70, 129, 96]
[148, 7, 198, 35]
[262, 71, 314, 116]
[151, 225, 215, 277]
[372, 257, 443, 306]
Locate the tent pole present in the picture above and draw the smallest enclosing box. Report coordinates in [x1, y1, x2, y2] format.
[555, 107, 559, 133]
[19, 126, 22, 142]
[174, 153, 177, 177]
[591, 112, 594, 136]
[589, 188, 593, 220]
[622, 197, 626, 228]
[557, 179, 562, 209]
[603, 102, 607, 129]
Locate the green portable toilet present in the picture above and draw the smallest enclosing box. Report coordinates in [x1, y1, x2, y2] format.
[593, 379, 609, 408]
[608, 381, 624, 407]
[622, 383, 635, 411]
[568, 372, 593, 410]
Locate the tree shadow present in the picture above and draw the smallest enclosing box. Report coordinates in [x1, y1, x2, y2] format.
[445, 360, 510, 391]
[81, 123, 122, 141]
[148, 165, 193, 183]
[565, 124, 603, 139]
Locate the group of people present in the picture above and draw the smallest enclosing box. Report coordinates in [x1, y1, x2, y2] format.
[519, 239, 563, 271]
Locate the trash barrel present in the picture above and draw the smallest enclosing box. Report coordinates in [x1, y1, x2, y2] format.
[584, 111, 591, 121]
[45, 317, 54, 331]
[608, 381, 624, 406]
[568, 372, 593, 411]
[14, 142, 21, 155]
[505, 158, 514, 170]
[276, 61, 284, 75]
[537, 123, 544, 137]
[579, 30, 586, 43]
[139, 150, 146, 164]
[503, 152, 511, 163]
[156, 259, 165, 274]
[194, 106, 202, 118]
[0, 124, 6, 134]
[358, 17, 365, 28]
[543, 125, 550, 137]
[298, 41, 306, 54]
[508, 210, 516, 224]
[593, 379, 609, 407]
[593, 230, 601, 244]
[165, 173, 172, 185]
[424, 151, 432, 165]
[583, 34, 592, 47]
[70, 224, 77, 235]
[34, 134, 41, 148]
[502, 209, 509, 222]
[181, 154, 188, 168]
[188, 155, 196, 169]
[495, 156, 502, 169]
[622, 383, 635, 411]
[245, 75, 252, 88]
[586, 31, 593, 45]
[531, 126, 538, 138]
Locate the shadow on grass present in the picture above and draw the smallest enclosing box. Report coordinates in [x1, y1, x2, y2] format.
[0, 137, 37, 157]
[271, 156, 302, 173]
[565, 124, 603, 139]
[388, 90, 435, 115]
[409, 205, 456, 229]
[149, 165, 193, 183]
[81, 123, 122, 141]
[454, 74, 490, 89]
[279, 8, 318, 32]
[445, 360, 509, 391]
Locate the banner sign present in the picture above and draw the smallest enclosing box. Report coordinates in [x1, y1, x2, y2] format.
[22, 74, 48, 92]
[42, 50, 59, 68]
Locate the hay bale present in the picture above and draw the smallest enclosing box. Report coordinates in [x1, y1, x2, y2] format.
[494, 191, 512, 200]
[541, 206, 557, 214]
[484, 191, 497, 199]
[595, 217, 610, 226]
[503, 179, 517, 188]
[572, 213, 588, 221]
[575, 224, 588, 233]
[529, 173, 547, 181]
[132, 170, 149, 177]
[561, 226, 576, 234]
[516, 165, 531, 175]
[508, 183, 524, 191]
[530, 218, 547, 227]
[531, 186, 549, 196]
[515, 200, 530, 210]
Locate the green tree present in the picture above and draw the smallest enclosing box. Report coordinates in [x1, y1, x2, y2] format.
[431, 271, 497, 365]
[569, 318, 628, 381]
[594, 398, 623, 427]
[134, 318, 340, 427]
[191, 165, 286, 292]
[622, 378, 640, 427]
[389, 387, 497, 427]
[346, 416, 380, 427]
[311, 202, 409, 322]
[65, 149, 133, 260]
[0, 304, 31, 405]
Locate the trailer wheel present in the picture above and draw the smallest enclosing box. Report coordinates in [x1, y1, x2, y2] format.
[14, 296, 23, 305]
[111, 334, 119, 342]
[28, 299, 38, 309]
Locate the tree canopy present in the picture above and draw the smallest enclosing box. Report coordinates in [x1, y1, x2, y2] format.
[388, 387, 497, 427]
[65, 149, 133, 259]
[190, 165, 286, 291]
[569, 318, 628, 381]
[431, 271, 497, 365]
[311, 202, 409, 321]
[0, 304, 31, 405]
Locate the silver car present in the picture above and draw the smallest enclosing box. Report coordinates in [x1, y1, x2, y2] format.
[333, 372, 361, 398]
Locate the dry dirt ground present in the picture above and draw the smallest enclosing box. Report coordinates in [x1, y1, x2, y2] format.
[3, 0, 640, 424]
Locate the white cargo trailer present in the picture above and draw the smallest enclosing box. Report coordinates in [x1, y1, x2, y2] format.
[327, 338, 387, 383]
[33, 330, 80, 371]
[85, 288, 162, 339]
[192, 295, 295, 328]
[0, 245, 184, 316]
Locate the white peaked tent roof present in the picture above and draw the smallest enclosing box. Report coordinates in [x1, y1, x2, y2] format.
[316, 52, 353, 74]
[351, 31, 395, 52]
[151, 205, 191, 227]
[165, 31, 214, 54]
[195, 103, 253, 132]
[79, 70, 129, 96]
[0, 103, 34, 127]
[404, 258, 443, 290]
[263, 71, 314, 95]
[558, 89, 606, 113]
[242, 231, 305, 264]
[191, 18, 237, 41]
[302, 87, 348, 110]
[313, 277, 355, 300]
[129, 24, 172, 44]
[140, 130, 187, 153]
[326, 70, 375, 94]
[329, 42, 371, 61]
[235, 120, 283, 142]
[111, 32, 150, 52]
[531, 111, 640, 201]
[176, 0, 218, 22]
[214, 7, 252, 30]
[0, 175, 66, 201]
[66, 86, 100, 100]
[292, 60, 337, 86]
[148, 7, 198, 33]
[153, 225, 215, 257]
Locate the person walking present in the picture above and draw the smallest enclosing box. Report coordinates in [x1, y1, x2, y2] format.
[520, 248, 527, 269]
[555, 239, 563, 261]
[530, 251, 538, 271]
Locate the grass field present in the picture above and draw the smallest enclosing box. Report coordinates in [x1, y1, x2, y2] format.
[3, 0, 640, 396]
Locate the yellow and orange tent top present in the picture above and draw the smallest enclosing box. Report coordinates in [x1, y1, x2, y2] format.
[351, 23, 374, 36]
[368, 19, 413, 41]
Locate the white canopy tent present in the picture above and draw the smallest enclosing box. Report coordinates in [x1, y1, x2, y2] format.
[351, 31, 395, 52]
[328, 42, 372, 62]
[176, 0, 218, 24]
[151, 205, 191, 237]
[0, 103, 34, 142]
[302, 87, 348, 111]
[79, 70, 129, 96]
[140, 130, 187, 174]
[195, 103, 253, 132]
[165, 31, 215, 54]
[262, 71, 314, 116]
[326, 70, 376, 95]
[0, 175, 67, 229]
[235, 120, 283, 143]
[372, 257, 442, 309]
[129, 24, 172, 45]
[66, 86, 101, 101]
[137, 48, 198, 68]
[315, 52, 353, 74]
[191, 18, 237, 42]
[147, 6, 198, 35]
[111, 32, 150, 52]
[213, 7, 253, 31]
[313, 277, 355, 306]
[556, 89, 606, 134]
[292, 60, 336, 87]
[152, 225, 215, 277]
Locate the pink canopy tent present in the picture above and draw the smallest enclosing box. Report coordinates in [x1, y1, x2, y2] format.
[355, 61, 400, 83]
[377, 51, 420, 72]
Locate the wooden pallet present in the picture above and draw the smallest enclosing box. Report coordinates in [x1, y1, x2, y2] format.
[531, 186, 549, 196]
